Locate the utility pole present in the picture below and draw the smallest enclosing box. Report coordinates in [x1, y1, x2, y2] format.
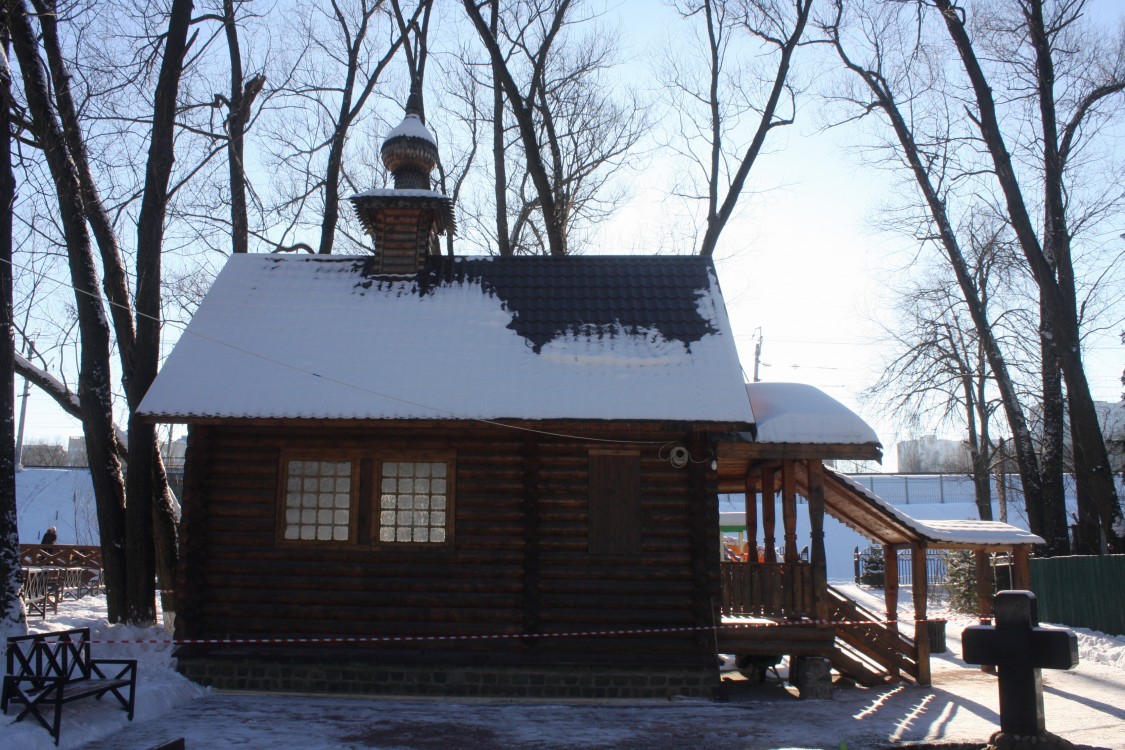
[15, 339, 33, 471]
[752, 328, 763, 383]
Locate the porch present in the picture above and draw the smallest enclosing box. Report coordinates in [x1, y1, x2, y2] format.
[712, 452, 1042, 686]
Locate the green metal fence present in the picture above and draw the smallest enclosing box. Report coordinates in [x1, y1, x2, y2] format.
[1029, 555, 1125, 636]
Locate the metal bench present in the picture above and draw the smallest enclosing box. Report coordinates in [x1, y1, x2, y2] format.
[1, 627, 137, 745]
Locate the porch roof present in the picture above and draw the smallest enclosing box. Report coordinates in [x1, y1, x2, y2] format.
[720, 466, 1043, 551]
[812, 466, 1044, 550]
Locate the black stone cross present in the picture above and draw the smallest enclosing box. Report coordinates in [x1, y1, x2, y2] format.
[962, 590, 1078, 736]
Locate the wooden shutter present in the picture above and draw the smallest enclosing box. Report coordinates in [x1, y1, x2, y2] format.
[588, 451, 641, 556]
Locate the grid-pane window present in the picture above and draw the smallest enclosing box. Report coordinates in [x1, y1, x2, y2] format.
[378, 461, 448, 543]
[283, 460, 353, 541]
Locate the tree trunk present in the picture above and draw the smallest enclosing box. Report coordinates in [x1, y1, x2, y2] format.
[935, 0, 1123, 551]
[7, 0, 129, 621]
[29, 0, 136, 372]
[972, 342, 993, 521]
[152, 457, 179, 616]
[490, 2, 511, 256]
[996, 439, 1009, 523]
[698, 0, 811, 258]
[223, 0, 256, 255]
[462, 0, 569, 257]
[1039, 315, 1070, 555]
[124, 0, 194, 626]
[0, 30, 25, 639]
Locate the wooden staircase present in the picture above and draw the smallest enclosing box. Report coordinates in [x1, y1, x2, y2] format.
[825, 585, 919, 685]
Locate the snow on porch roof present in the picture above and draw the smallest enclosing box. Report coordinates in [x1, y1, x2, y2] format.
[138, 253, 755, 424]
[825, 469, 1045, 548]
[744, 382, 881, 446]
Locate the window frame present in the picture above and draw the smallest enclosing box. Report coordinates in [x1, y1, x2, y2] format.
[371, 453, 456, 548]
[276, 451, 363, 546]
[275, 449, 456, 548]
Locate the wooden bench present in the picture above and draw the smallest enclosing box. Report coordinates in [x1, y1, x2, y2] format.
[19, 567, 62, 619]
[1, 627, 137, 745]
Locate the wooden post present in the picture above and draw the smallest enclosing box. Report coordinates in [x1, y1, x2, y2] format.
[881, 543, 901, 681]
[743, 467, 758, 556]
[974, 550, 994, 622]
[761, 465, 776, 564]
[1011, 546, 1031, 590]
[782, 460, 798, 563]
[912, 542, 931, 686]
[974, 549, 996, 673]
[806, 460, 829, 621]
[883, 544, 899, 623]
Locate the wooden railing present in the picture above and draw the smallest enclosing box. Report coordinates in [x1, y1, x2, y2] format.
[19, 544, 103, 570]
[719, 561, 816, 618]
[18, 545, 104, 619]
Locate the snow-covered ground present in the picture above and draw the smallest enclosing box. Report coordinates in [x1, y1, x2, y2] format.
[2, 587, 1123, 750]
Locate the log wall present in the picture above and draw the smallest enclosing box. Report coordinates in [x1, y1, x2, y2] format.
[177, 422, 721, 669]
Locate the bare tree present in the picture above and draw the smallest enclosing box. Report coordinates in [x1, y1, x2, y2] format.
[461, 0, 572, 256]
[461, 0, 646, 256]
[7, 0, 130, 619]
[218, 0, 266, 255]
[263, 0, 419, 255]
[825, 0, 1062, 550]
[124, 0, 195, 626]
[5, 0, 197, 623]
[0, 23, 23, 639]
[866, 213, 1032, 523]
[662, 0, 813, 257]
[931, 0, 1124, 552]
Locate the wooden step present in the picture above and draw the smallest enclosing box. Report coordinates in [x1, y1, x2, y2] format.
[825, 585, 919, 683]
[829, 642, 895, 686]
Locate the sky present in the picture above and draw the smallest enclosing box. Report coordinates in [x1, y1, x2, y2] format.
[589, 0, 1125, 465]
[11, 0, 1124, 472]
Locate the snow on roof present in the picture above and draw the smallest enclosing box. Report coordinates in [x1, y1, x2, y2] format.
[138, 254, 754, 424]
[828, 468, 1044, 547]
[745, 382, 881, 446]
[910, 518, 1045, 546]
[349, 188, 449, 200]
[385, 113, 436, 145]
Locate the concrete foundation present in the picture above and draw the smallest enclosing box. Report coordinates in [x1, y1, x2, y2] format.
[791, 655, 833, 700]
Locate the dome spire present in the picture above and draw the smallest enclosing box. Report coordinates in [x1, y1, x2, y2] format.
[404, 78, 425, 124]
[380, 81, 437, 191]
[349, 84, 456, 274]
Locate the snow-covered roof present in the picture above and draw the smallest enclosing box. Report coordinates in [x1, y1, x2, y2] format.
[827, 469, 1044, 547]
[745, 382, 881, 445]
[349, 188, 449, 200]
[385, 113, 436, 145]
[909, 519, 1044, 546]
[138, 254, 754, 424]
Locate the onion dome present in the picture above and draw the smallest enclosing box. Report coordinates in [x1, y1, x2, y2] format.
[349, 84, 456, 272]
[380, 90, 439, 190]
